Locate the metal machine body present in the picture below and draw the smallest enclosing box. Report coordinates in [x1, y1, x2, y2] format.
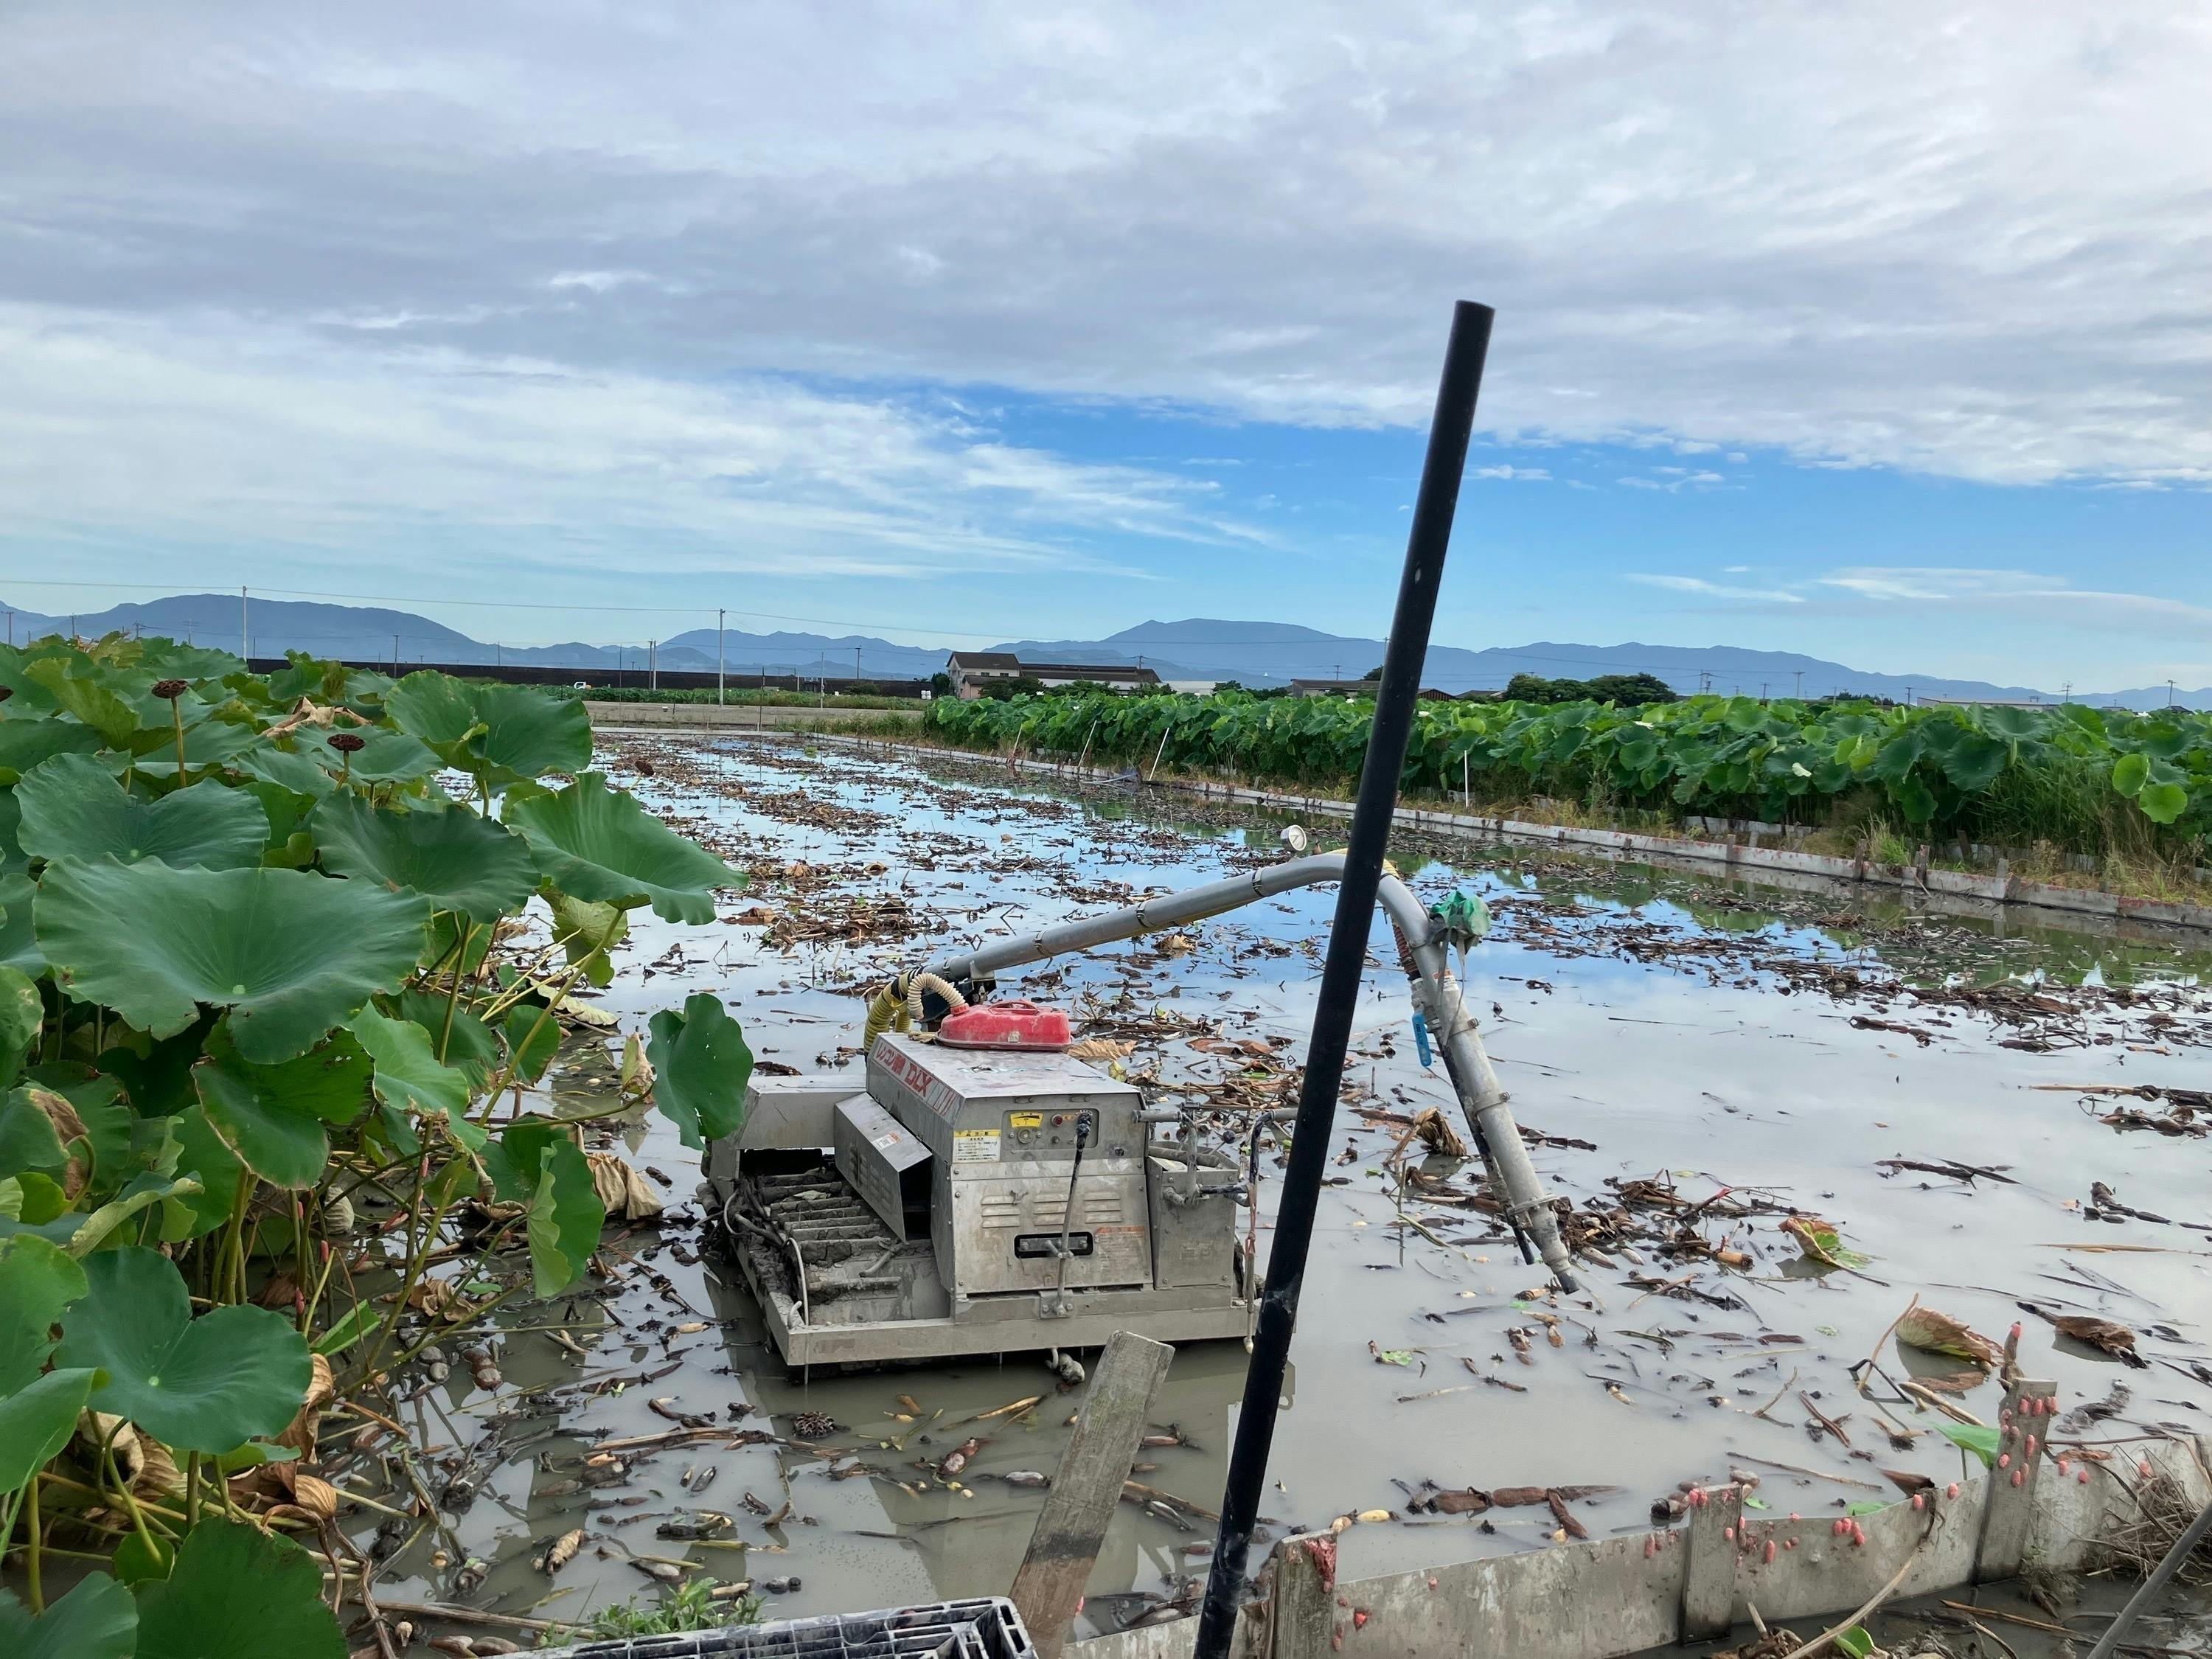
[710, 1036, 1253, 1368]
[706, 852, 1573, 1371]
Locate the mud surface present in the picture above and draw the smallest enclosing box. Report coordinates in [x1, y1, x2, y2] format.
[355, 737, 2211, 1647]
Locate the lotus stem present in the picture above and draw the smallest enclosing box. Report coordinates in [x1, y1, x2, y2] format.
[172, 700, 189, 784]
[185, 1451, 201, 1530]
[438, 921, 476, 1063]
[24, 1478, 41, 1612]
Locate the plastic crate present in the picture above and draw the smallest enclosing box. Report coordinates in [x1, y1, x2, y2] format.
[535, 1597, 1039, 1659]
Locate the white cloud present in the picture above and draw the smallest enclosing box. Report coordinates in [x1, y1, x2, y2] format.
[0, 305, 1253, 583]
[1635, 564, 2212, 638]
[0, 0, 2207, 492]
[1630, 574, 1804, 603]
[1470, 464, 1551, 481]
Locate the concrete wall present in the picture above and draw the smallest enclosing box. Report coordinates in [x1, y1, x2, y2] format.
[1069, 1425, 2212, 1659]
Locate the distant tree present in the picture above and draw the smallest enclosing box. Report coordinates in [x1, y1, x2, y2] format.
[928, 670, 953, 696]
[1583, 672, 1678, 706]
[1360, 665, 1385, 681]
[1503, 670, 1676, 706]
[1048, 679, 1114, 698]
[977, 675, 1046, 700]
[1504, 672, 1584, 703]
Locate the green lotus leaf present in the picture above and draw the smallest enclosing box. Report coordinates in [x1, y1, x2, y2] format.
[0, 964, 38, 1088]
[310, 727, 441, 787]
[14, 754, 269, 871]
[380, 670, 487, 757]
[392, 988, 501, 1080]
[504, 1001, 560, 1085]
[55, 1245, 310, 1455]
[127, 717, 264, 781]
[2112, 751, 2150, 798]
[2138, 779, 2190, 824]
[509, 773, 741, 923]
[0, 872, 46, 975]
[0, 718, 104, 785]
[0, 1234, 88, 1392]
[161, 1107, 243, 1241]
[138, 639, 247, 682]
[0, 1089, 70, 1185]
[193, 1022, 372, 1188]
[0, 1570, 138, 1659]
[24, 1067, 132, 1191]
[646, 992, 753, 1150]
[0, 1366, 100, 1497]
[131, 1517, 347, 1659]
[35, 859, 429, 1063]
[310, 791, 537, 922]
[111, 1528, 174, 1587]
[525, 1136, 602, 1297]
[545, 889, 627, 987]
[97, 1018, 213, 1119]
[386, 671, 591, 782]
[3, 1172, 67, 1224]
[24, 657, 141, 747]
[481, 1119, 565, 1206]
[349, 1005, 482, 1150]
[0, 788, 23, 874]
[234, 745, 338, 800]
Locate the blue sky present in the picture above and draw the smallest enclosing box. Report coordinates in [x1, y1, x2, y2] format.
[2, 3, 2208, 691]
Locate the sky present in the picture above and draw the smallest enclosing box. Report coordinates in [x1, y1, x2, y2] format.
[1, 2, 2208, 689]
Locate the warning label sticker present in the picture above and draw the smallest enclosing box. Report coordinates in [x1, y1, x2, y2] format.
[952, 1129, 1001, 1164]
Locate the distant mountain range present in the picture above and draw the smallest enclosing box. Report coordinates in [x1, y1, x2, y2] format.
[5, 594, 2200, 709]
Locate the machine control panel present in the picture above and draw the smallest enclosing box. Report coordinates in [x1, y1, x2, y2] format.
[1004, 1107, 1096, 1150]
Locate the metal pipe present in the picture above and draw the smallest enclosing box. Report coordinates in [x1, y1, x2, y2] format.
[926, 854, 1354, 984]
[1193, 300, 1495, 1659]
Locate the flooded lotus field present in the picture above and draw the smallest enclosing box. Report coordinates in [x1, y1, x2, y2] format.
[355, 735, 2212, 1649]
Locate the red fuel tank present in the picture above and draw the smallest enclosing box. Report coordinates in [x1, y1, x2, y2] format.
[934, 1000, 1071, 1051]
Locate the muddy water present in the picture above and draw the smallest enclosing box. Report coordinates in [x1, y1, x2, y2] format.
[361, 737, 2211, 1646]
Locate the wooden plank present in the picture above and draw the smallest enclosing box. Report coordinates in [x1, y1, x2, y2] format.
[1012, 1332, 1176, 1659]
[1267, 1534, 1339, 1659]
[1976, 1377, 2055, 1583]
[1680, 1481, 1745, 1640]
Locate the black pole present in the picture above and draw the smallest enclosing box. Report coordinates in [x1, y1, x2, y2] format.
[1191, 300, 1494, 1658]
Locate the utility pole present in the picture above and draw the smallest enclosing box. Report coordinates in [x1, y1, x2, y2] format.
[717, 609, 726, 706]
[648, 640, 657, 692]
[1792, 669, 1803, 699]
[393, 633, 400, 673]
[240, 585, 249, 662]
[1905, 684, 1914, 706]
[855, 645, 863, 686]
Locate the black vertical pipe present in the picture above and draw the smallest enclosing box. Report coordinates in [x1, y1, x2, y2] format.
[1191, 301, 1495, 1658]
